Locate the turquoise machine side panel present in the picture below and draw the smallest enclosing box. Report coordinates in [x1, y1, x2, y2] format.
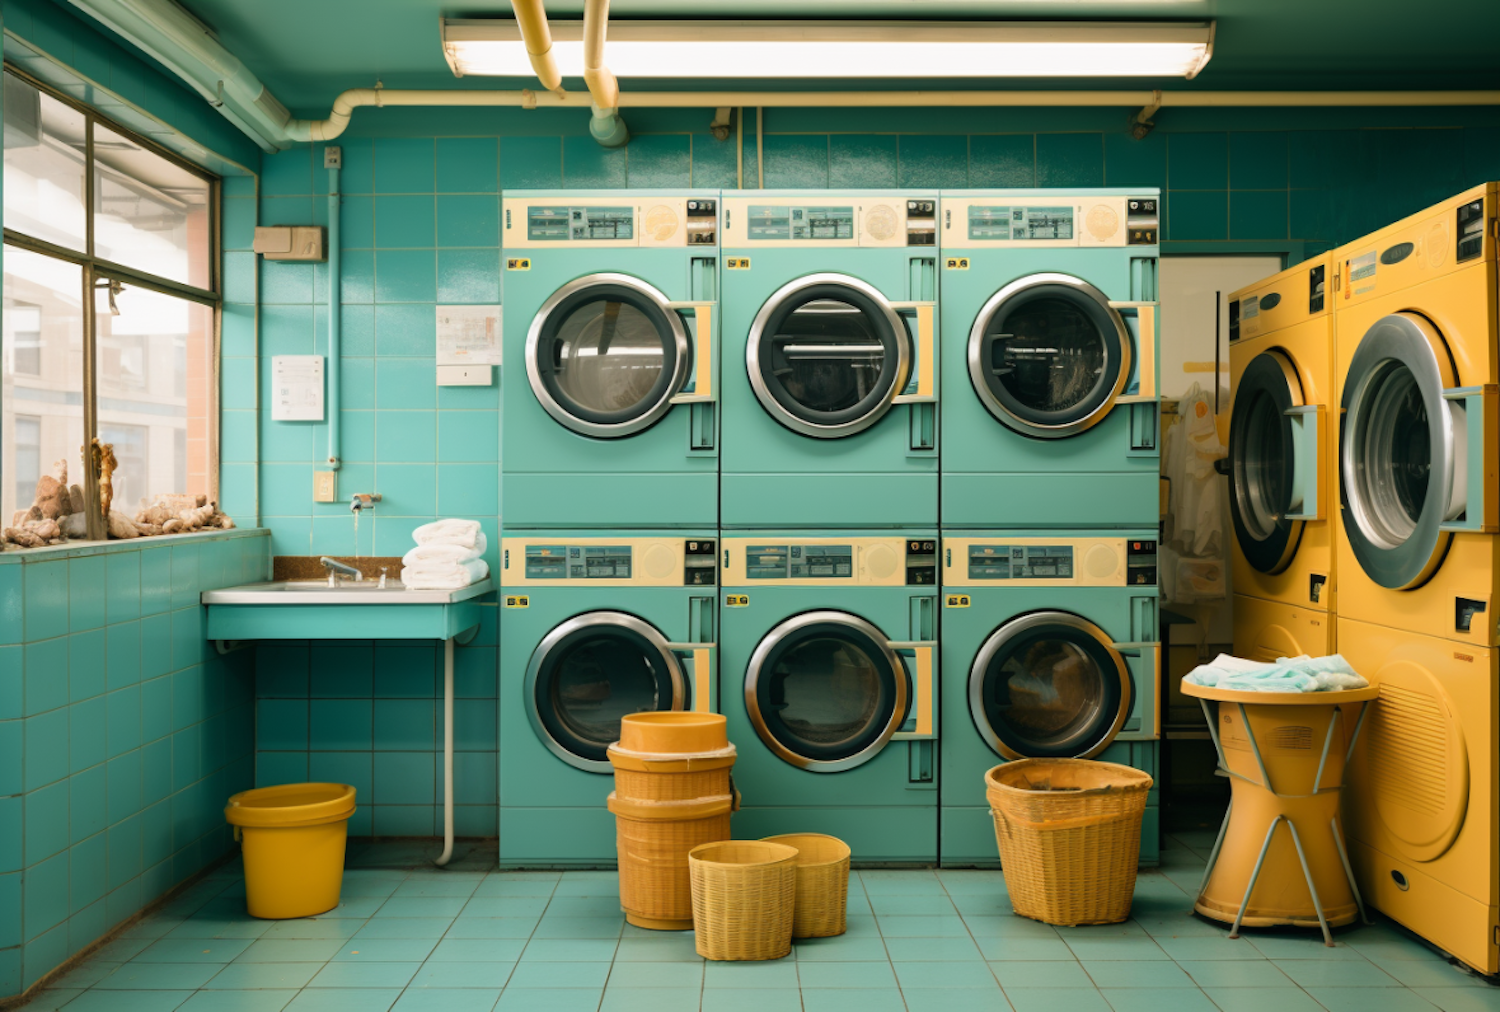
[720, 192, 939, 528]
[719, 531, 941, 863]
[938, 190, 1160, 529]
[938, 529, 1160, 866]
[500, 191, 721, 529]
[497, 530, 717, 866]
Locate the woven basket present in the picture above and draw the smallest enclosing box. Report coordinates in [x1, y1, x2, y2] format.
[762, 833, 851, 938]
[986, 759, 1153, 926]
[688, 840, 798, 960]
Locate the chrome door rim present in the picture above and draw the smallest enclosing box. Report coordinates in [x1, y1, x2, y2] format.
[525, 610, 687, 774]
[746, 273, 911, 439]
[967, 272, 1131, 439]
[968, 610, 1132, 760]
[1340, 313, 1462, 590]
[1229, 349, 1305, 575]
[744, 609, 909, 773]
[525, 273, 691, 439]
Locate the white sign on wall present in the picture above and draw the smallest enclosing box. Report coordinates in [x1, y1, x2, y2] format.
[271, 355, 325, 421]
[436, 305, 502, 366]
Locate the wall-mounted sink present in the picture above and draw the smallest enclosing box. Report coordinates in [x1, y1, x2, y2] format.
[201, 578, 493, 640]
[204, 579, 493, 606]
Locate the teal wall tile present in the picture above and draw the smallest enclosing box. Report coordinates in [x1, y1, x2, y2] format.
[762, 135, 829, 188]
[1169, 132, 1230, 189]
[374, 138, 436, 193]
[260, 261, 315, 305]
[626, 134, 692, 188]
[141, 739, 172, 807]
[969, 135, 1035, 187]
[310, 699, 374, 751]
[337, 140, 376, 195]
[168, 547, 199, 611]
[562, 137, 627, 188]
[0, 568, 21, 645]
[68, 630, 105, 704]
[107, 816, 141, 892]
[373, 698, 434, 751]
[0, 647, 18, 721]
[257, 700, 309, 751]
[23, 562, 68, 642]
[221, 303, 257, 357]
[106, 622, 141, 692]
[340, 249, 376, 303]
[23, 781, 68, 865]
[1168, 190, 1229, 240]
[24, 637, 68, 717]
[437, 249, 503, 304]
[103, 554, 140, 625]
[829, 136, 897, 189]
[222, 252, 257, 305]
[340, 358, 377, 410]
[377, 464, 437, 517]
[437, 465, 500, 517]
[68, 696, 106, 774]
[66, 558, 106, 634]
[375, 250, 437, 303]
[24, 709, 68, 792]
[221, 412, 258, 464]
[1036, 133, 1104, 187]
[340, 195, 376, 248]
[437, 412, 501, 463]
[375, 303, 437, 358]
[342, 305, 377, 356]
[0, 873, 18, 950]
[500, 136, 563, 188]
[1104, 133, 1166, 189]
[308, 645, 374, 697]
[263, 148, 313, 196]
[437, 138, 499, 193]
[0, 795, 23, 873]
[449, 753, 497, 806]
[22, 851, 69, 942]
[899, 135, 968, 188]
[1231, 132, 1289, 189]
[309, 752, 373, 800]
[138, 550, 170, 617]
[373, 752, 436, 805]
[374, 646, 436, 697]
[257, 751, 308, 787]
[375, 409, 438, 458]
[69, 834, 106, 916]
[140, 674, 172, 744]
[1231, 190, 1290, 240]
[260, 304, 316, 357]
[692, 132, 739, 188]
[106, 751, 141, 826]
[106, 685, 141, 760]
[222, 196, 256, 251]
[373, 805, 433, 836]
[375, 194, 436, 248]
[68, 766, 106, 844]
[436, 195, 500, 248]
[450, 705, 496, 752]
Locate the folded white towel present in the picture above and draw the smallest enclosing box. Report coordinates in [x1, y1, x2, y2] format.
[412, 519, 483, 548]
[403, 558, 488, 590]
[402, 536, 485, 569]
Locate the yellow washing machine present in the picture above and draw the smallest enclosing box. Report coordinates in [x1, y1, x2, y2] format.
[1332, 183, 1499, 649]
[1339, 615, 1499, 974]
[1227, 254, 1337, 660]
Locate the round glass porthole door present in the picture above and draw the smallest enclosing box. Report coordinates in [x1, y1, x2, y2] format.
[526, 273, 690, 438]
[968, 273, 1131, 439]
[525, 611, 688, 773]
[1341, 313, 1465, 590]
[969, 611, 1131, 760]
[745, 611, 909, 772]
[1229, 349, 1305, 574]
[747, 273, 911, 438]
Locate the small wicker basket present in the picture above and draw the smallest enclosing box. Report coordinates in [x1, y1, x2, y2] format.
[986, 759, 1153, 927]
[761, 833, 851, 938]
[688, 840, 798, 960]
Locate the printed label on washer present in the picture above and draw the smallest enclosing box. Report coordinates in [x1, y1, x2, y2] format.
[746, 205, 855, 241]
[968, 206, 1074, 241]
[524, 544, 633, 579]
[967, 545, 1075, 580]
[746, 544, 854, 579]
[527, 206, 635, 241]
[1349, 250, 1378, 294]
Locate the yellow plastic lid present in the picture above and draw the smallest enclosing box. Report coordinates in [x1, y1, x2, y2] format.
[618, 712, 727, 754]
[225, 783, 356, 828]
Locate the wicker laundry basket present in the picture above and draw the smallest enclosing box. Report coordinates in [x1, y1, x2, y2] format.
[608, 713, 737, 930]
[986, 759, 1153, 926]
[762, 833, 851, 938]
[688, 840, 798, 960]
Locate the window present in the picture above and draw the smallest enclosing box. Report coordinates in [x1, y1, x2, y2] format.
[3, 67, 217, 540]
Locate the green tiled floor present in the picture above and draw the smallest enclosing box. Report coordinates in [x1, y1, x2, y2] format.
[21, 835, 1494, 1012]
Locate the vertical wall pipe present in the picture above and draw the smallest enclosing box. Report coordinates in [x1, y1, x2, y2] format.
[326, 156, 341, 471]
[582, 0, 628, 146]
[435, 637, 455, 867]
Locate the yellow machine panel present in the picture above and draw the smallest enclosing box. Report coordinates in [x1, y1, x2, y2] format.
[500, 536, 717, 587]
[719, 195, 925, 248]
[941, 535, 1156, 589]
[719, 536, 926, 586]
[1231, 594, 1336, 662]
[502, 195, 718, 249]
[938, 194, 1153, 249]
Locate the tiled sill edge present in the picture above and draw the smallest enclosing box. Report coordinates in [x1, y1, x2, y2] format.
[0, 526, 270, 564]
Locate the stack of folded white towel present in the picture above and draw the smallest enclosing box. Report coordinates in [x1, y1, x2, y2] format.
[402, 519, 489, 590]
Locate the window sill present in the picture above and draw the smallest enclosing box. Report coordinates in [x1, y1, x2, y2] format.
[0, 526, 268, 563]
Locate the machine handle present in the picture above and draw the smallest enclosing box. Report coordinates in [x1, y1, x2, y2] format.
[889, 639, 937, 739]
[1283, 404, 1327, 521]
[1439, 384, 1499, 533]
[1112, 640, 1161, 739]
[889, 301, 937, 405]
[1110, 301, 1159, 403]
[666, 642, 717, 713]
[667, 301, 717, 405]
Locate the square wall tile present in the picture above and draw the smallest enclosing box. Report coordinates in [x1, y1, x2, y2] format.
[829, 136, 898, 189]
[375, 303, 437, 358]
[1104, 132, 1167, 190]
[376, 195, 436, 249]
[376, 250, 437, 304]
[899, 135, 969, 189]
[1170, 132, 1229, 189]
[1231, 190, 1290, 240]
[500, 137, 563, 189]
[107, 622, 142, 692]
[256, 700, 309, 751]
[626, 135, 692, 189]
[70, 695, 108, 773]
[1037, 133, 1105, 187]
[310, 699, 374, 751]
[69, 764, 108, 844]
[436, 195, 500, 248]
[24, 560, 69, 642]
[970, 135, 1035, 187]
[69, 630, 107, 703]
[375, 138, 437, 193]
[1168, 191, 1229, 241]
[1231, 132, 1289, 189]
[762, 135, 829, 188]
[374, 698, 434, 751]
[438, 138, 499, 193]
[0, 567, 21, 645]
[24, 780, 69, 865]
[563, 137, 627, 188]
[24, 637, 69, 717]
[374, 752, 436, 805]
[437, 250, 502, 304]
[341, 196, 376, 248]
[68, 557, 107, 633]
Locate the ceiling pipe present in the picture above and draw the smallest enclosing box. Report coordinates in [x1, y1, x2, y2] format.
[581, 0, 628, 147]
[506, 0, 564, 94]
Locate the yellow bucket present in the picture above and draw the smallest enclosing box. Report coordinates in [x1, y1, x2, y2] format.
[225, 783, 356, 919]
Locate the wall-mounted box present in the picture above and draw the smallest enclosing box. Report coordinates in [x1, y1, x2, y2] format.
[254, 226, 326, 261]
[437, 365, 493, 387]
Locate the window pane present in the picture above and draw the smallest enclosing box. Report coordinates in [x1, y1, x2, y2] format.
[3, 74, 88, 251]
[92, 124, 211, 288]
[96, 283, 214, 513]
[3, 245, 84, 524]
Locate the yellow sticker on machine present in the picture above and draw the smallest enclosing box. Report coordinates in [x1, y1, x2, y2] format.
[945, 594, 971, 608]
[504, 595, 530, 608]
[945, 257, 970, 270]
[725, 594, 750, 607]
[725, 257, 751, 270]
[506, 258, 531, 271]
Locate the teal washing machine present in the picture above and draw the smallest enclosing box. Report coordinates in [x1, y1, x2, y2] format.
[719, 533, 940, 863]
[938, 531, 1161, 866]
[938, 190, 1161, 528]
[501, 191, 719, 528]
[497, 532, 718, 866]
[719, 192, 939, 528]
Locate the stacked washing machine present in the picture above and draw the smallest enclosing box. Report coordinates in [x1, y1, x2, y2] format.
[496, 191, 722, 866]
[936, 190, 1165, 866]
[1324, 184, 1500, 975]
[716, 192, 942, 862]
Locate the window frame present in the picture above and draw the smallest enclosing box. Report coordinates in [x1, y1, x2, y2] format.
[4, 62, 221, 541]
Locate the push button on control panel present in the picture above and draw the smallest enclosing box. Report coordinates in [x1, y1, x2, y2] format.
[1126, 197, 1159, 246]
[906, 539, 937, 585]
[684, 539, 717, 586]
[906, 199, 937, 247]
[1127, 540, 1158, 586]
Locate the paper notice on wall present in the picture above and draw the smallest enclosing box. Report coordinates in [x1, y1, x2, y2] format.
[271, 355, 325, 421]
[436, 305, 502, 366]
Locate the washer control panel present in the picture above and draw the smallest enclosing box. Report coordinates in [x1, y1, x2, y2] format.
[501, 536, 716, 587]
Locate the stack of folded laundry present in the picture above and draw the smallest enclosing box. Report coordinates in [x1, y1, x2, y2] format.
[1183, 653, 1368, 693]
[402, 519, 489, 590]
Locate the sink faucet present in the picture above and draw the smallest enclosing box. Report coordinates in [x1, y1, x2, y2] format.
[320, 557, 363, 587]
[350, 493, 382, 513]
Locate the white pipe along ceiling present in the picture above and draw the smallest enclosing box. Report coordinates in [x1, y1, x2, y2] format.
[66, 0, 1500, 152]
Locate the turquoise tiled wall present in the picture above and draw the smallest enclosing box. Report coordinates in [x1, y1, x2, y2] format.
[0, 532, 271, 996]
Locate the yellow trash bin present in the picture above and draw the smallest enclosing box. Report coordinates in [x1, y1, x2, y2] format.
[225, 783, 356, 919]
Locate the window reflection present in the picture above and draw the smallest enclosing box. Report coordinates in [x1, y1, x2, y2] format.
[2, 75, 87, 251]
[92, 123, 211, 288]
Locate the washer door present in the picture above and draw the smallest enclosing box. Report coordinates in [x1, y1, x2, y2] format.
[525, 611, 688, 773]
[1230, 349, 1306, 574]
[745, 610, 910, 772]
[526, 273, 691, 438]
[967, 273, 1131, 439]
[747, 273, 911, 439]
[969, 611, 1132, 760]
[1340, 313, 1465, 590]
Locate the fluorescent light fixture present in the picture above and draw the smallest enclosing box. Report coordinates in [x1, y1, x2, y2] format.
[440, 19, 1215, 80]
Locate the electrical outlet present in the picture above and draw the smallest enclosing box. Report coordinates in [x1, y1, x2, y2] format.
[314, 471, 337, 502]
[323, 146, 342, 169]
